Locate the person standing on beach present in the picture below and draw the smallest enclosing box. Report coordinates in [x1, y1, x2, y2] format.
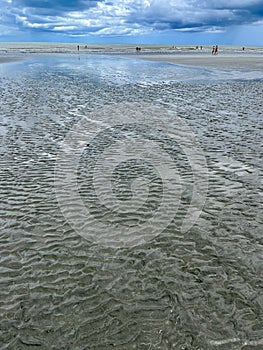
[77, 45, 80, 51]
[212, 45, 218, 55]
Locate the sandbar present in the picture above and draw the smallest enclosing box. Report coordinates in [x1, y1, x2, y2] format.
[125, 54, 263, 70]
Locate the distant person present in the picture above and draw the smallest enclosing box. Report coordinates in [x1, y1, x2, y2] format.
[215, 45, 218, 54]
[200, 45, 203, 50]
[212, 46, 215, 55]
[242, 47, 245, 51]
[77, 45, 80, 51]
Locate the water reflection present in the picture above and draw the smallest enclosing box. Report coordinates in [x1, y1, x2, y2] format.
[2, 54, 262, 84]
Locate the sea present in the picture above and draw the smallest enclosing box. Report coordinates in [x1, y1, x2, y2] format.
[0, 43, 262, 349]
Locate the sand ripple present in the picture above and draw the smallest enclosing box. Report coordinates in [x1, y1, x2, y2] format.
[0, 57, 262, 349]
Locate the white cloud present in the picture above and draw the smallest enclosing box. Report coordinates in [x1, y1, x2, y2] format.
[53, 26, 78, 31]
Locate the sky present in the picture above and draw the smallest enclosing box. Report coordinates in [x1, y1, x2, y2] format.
[1, 0, 263, 45]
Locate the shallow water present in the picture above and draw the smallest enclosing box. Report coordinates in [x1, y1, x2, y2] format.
[0, 55, 262, 349]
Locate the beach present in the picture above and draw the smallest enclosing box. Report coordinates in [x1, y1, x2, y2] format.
[0, 45, 262, 349]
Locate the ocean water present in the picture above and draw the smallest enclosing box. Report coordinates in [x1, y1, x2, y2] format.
[0, 54, 262, 349]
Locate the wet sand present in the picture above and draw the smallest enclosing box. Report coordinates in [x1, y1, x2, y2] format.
[0, 53, 262, 349]
[0, 57, 24, 64]
[126, 54, 263, 69]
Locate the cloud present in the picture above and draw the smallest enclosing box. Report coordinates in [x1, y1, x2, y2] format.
[13, 0, 99, 13]
[1, 0, 263, 39]
[127, 0, 263, 32]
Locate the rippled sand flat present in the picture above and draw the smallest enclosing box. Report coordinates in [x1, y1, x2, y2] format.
[0, 53, 262, 349]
